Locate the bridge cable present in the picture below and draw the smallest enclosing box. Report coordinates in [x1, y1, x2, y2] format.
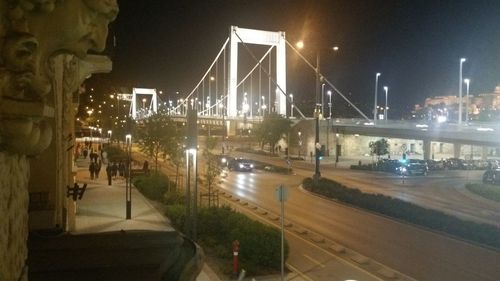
[285, 39, 371, 122]
[179, 37, 230, 111]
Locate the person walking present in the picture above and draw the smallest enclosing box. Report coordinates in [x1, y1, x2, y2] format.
[118, 161, 125, 178]
[89, 161, 95, 180]
[106, 164, 112, 186]
[111, 162, 118, 179]
[95, 160, 101, 179]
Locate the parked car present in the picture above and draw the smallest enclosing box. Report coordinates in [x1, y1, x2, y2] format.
[444, 158, 466, 170]
[406, 159, 428, 175]
[482, 169, 500, 185]
[426, 159, 444, 170]
[229, 158, 254, 172]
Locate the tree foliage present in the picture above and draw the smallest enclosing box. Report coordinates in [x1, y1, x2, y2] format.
[369, 138, 389, 158]
[255, 113, 291, 154]
[202, 136, 222, 207]
[136, 112, 180, 171]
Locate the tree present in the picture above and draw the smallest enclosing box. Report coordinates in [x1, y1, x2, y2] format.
[255, 113, 292, 154]
[136, 112, 179, 172]
[369, 138, 389, 159]
[202, 136, 222, 207]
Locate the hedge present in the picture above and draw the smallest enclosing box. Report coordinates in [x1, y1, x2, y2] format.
[133, 172, 182, 204]
[303, 177, 500, 250]
[166, 205, 289, 275]
[466, 183, 500, 203]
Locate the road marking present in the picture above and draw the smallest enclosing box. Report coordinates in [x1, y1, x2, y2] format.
[286, 263, 315, 281]
[218, 192, 387, 281]
[303, 254, 326, 268]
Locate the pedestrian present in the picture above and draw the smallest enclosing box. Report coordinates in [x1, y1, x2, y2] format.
[106, 164, 112, 186]
[112, 162, 118, 179]
[95, 160, 101, 179]
[118, 161, 125, 178]
[83, 149, 88, 159]
[89, 162, 95, 180]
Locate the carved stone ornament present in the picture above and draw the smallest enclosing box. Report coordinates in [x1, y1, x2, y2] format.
[0, 0, 118, 156]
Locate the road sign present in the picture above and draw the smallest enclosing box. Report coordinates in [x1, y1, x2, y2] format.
[275, 185, 288, 202]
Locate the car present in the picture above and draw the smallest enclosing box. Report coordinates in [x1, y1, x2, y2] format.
[229, 158, 254, 172]
[217, 155, 234, 168]
[407, 160, 428, 175]
[482, 169, 500, 185]
[397, 159, 428, 176]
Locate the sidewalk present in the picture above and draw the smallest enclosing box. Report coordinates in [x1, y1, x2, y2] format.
[73, 157, 220, 281]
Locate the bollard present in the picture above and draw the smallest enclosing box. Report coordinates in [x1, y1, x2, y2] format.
[232, 240, 240, 276]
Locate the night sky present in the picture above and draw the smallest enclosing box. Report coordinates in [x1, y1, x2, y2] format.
[87, 0, 500, 118]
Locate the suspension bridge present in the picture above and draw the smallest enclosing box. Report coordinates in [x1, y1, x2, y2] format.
[123, 26, 500, 158]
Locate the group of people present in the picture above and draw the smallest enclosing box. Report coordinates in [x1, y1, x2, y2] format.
[88, 159, 102, 180]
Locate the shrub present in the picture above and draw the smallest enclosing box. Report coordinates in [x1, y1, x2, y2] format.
[165, 205, 289, 275]
[466, 183, 500, 203]
[105, 145, 128, 162]
[303, 177, 500, 249]
[133, 172, 175, 202]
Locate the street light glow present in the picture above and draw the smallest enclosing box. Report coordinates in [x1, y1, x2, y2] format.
[296, 40, 304, 49]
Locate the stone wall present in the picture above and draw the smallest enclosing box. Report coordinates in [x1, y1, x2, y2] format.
[0, 154, 30, 281]
[0, 1, 118, 280]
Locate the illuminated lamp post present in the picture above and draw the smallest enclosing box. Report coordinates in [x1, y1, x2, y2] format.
[383, 86, 389, 120]
[459, 58, 466, 125]
[464, 78, 470, 124]
[374, 73, 381, 122]
[125, 134, 132, 220]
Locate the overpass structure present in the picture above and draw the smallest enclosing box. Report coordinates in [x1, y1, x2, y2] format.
[295, 118, 500, 160]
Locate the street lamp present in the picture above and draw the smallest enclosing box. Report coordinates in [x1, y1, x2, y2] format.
[107, 130, 112, 144]
[374, 73, 381, 122]
[314, 104, 321, 182]
[327, 90, 332, 118]
[261, 96, 266, 117]
[464, 78, 470, 123]
[289, 94, 294, 118]
[125, 134, 132, 220]
[295, 41, 338, 113]
[459, 58, 466, 125]
[383, 86, 389, 120]
[321, 83, 325, 116]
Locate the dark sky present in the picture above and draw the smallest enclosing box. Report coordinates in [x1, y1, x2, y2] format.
[88, 0, 500, 118]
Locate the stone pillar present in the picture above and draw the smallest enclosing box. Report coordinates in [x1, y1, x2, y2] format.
[227, 120, 237, 137]
[482, 146, 489, 160]
[453, 143, 462, 158]
[423, 140, 431, 160]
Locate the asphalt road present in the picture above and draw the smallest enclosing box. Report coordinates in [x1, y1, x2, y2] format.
[134, 150, 500, 281]
[219, 159, 500, 281]
[235, 151, 500, 227]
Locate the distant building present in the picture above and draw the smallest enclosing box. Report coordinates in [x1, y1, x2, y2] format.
[420, 86, 500, 119]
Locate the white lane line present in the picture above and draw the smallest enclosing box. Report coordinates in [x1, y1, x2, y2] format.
[219, 194, 386, 281]
[303, 254, 326, 268]
[286, 262, 315, 281]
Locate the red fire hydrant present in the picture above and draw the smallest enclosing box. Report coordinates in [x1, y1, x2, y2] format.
[232, 240, 240, 275]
